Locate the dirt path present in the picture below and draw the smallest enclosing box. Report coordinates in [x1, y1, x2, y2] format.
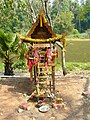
[0, 72, 90, 120]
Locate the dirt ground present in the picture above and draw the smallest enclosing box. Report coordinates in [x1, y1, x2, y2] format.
[0, 71, 90, 120]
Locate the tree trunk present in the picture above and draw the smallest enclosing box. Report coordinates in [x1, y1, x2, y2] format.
[28, 0, 36, 23]
[44, 0, 52, 27]
[4, 62, 14, 75]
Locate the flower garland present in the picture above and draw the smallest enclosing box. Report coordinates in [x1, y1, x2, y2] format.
[20, 35, 63, 43]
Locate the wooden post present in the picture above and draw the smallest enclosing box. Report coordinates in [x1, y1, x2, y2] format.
[52, 65, 55, 95]
[34, 66, 37, 84]
[56, 41, 67, 76]
[61, 48, 67, 76]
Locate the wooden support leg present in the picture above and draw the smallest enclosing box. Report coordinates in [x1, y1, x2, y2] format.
[52, 66, 55, 95]
[50, 80, 52, 92]
[61, 48, 67, 76]
[34, 66, 37, 84]
[30, 71, 33, 82]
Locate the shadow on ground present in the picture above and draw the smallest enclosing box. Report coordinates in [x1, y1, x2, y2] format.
[0, 77, 35, 95]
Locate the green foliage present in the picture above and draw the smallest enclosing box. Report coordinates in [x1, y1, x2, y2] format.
[0, 0, 32, 33]
[0, 29, 18, 75]
[51, 0, 74, 34]
[0, 60, 4, 72]
[0, 29, 27, 72]
[13, 59, 27, 70]
[59, 11, 74, 33]
[0, 0, 90, 35]
[67, 33, 88, 39]
[72, 29, 79, 34]
[0, 29, 18, 53]
[13, 41, 28, 70]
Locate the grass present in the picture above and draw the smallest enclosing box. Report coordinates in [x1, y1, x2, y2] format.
[55, 58, 90, 72]
[0, 61, 4, 73]
[65, 40, 90, 62]
[66, 62, 90, 72]
[56, 38, 90, 72]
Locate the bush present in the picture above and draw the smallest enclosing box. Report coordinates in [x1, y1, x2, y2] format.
[13, 60, 27, 70]
[86, 29, 90, 38]
[67, 33, 88, 39]
[72, 29, 79, 34]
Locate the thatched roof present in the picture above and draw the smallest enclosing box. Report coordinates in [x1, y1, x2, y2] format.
[17, 11, 66, 48]
[26, 13, 56, 39]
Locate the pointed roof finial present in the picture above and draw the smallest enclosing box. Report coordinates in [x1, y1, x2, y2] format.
[38, 8, 43, 15]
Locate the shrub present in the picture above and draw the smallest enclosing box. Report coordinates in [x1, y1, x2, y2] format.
[86, 29, 90, 38]
[72, 29, 79, 34]
[13, 60, 27, 70]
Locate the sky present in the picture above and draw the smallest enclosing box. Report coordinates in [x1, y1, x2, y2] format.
[51, 0, 54, 4]
[50, 0, 82, 3]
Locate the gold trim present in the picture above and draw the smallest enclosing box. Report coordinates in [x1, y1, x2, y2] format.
[20, 35, 63, 43]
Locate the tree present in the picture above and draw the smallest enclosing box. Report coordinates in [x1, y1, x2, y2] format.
[80, 0, 90, 32]
[0, 0, 32, 33]
[51, 0, 74, 34]
[0, 0, 53, 33]
[69, 0, 90, 33]
[0, 29, 18, 75]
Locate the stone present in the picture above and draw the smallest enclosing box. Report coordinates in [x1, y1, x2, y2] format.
[17, 108, 24, 113]
[82, 91, 90, 98]
[19, 102, 32, 110]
